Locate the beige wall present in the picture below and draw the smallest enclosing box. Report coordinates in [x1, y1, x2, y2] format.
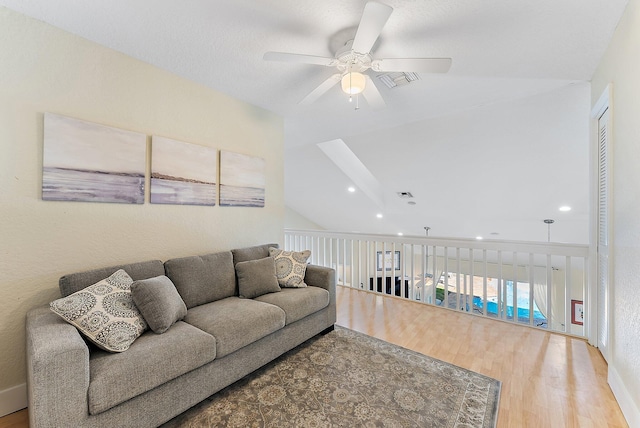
[591, 0, 640, 422]
[0, 7, 284, 394]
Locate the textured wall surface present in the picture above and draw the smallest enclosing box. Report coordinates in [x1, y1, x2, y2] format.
[591, 0, 640, 421]
[0, 7, 283, 391]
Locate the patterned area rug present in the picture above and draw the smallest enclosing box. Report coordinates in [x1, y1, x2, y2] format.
[163, 327, 500, 427]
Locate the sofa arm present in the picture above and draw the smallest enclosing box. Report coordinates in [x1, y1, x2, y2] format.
[27, 306, 91, 428]
[305, 264, 336, 309]
[305, 265, 335, 291]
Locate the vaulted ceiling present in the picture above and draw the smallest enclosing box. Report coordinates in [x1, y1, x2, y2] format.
[0, 0, 629, 242]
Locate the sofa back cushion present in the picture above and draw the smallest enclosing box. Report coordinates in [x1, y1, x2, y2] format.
[164, 251, 235, 308]
[59, 260, 165, 297]
[231, 243, 279, 265]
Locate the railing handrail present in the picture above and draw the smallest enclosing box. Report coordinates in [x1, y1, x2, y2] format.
[284, 228, 589, 257]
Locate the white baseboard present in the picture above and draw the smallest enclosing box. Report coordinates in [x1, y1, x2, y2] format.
[609, 366, 640, 428]
[0, 383, 27, 417]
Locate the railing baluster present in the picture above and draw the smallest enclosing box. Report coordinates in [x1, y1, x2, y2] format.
[431, 245, 437, 304]
[443, 247, 449, 308]
[366, 240, 370, 291]
[529, 253, 535, 326]
[512, 252, 518, 322]
[342, 239, 347, 287]
[482, 249, 488, 317]
[400, 242, 403, 297]
[497, 251, 503, 319]
[565, 257, 572, 333]
[421, 245, 426, 302]
[582, 256, 587, 336]
[547, 254, 553, 330]
[456, 248, 461, 311]
[469, 249, 475, 314]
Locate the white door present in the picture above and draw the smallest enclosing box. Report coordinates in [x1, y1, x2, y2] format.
[596, 107, 610, 362]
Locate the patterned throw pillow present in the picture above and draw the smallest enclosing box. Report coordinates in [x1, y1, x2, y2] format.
[50, 269, 147, 352]
[269, 247, 311, 288]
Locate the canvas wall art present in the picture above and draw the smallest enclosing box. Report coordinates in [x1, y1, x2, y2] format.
[219, 151, 265, 207]
[150, 136, 217, 206]
[42, 113, 146, 204]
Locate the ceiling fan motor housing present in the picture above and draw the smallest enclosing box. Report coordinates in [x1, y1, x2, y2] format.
[335, 40, 372, 74]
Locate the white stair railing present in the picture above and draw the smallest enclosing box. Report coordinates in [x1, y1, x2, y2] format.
[285, 229, 590, 338]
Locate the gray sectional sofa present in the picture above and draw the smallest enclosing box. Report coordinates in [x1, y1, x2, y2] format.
[25, 244, 336, 428]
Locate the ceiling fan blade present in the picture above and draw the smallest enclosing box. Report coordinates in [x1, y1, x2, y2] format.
[372, 58, 452, 73]
[263, 51, 337, 66]
[362, 75, 386, 110]
[351, 2, 393, 54]
[299, 74, 342, 105]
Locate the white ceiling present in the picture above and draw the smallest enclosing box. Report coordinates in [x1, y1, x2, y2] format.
[1, 0, 629, 242]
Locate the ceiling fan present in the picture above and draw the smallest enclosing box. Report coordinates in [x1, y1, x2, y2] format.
[263, 1, 452, 110]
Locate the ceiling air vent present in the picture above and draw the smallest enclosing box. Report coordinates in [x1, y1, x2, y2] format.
[377, 72, 420, 89]
[396, 191, 414, 199]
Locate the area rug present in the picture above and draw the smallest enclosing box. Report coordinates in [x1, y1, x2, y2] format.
[162, 326, 501, 427]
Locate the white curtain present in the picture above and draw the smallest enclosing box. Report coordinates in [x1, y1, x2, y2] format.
[530, 266, 559, 327]
[415, 265, 443, 303]
[533, 281, 548, 318]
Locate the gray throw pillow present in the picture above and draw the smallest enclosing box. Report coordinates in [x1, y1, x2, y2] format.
[236, 257, 281, 299]
[131, 275, 187, 334]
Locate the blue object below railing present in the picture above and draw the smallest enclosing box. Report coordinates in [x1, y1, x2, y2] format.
[472, 296, 546, 322]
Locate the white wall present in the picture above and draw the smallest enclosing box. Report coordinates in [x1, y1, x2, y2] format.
[591, 0, 640, 425]
[284, 206, 323, 230]
[0, 6, 284, 409]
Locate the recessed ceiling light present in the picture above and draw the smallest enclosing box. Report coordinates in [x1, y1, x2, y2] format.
[376, 213, 383, 219]
[397, 232, 404, 236]
[347, 186, 356, 193]
[559, 206, 571, 212]
[476, 236, 483, 240]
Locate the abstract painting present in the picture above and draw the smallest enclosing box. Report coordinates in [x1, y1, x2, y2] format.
[219, 151, 265, 207]
[150, 136, 217, 206]
[42, 113, 146, 204]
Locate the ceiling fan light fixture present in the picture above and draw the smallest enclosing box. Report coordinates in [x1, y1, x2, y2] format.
[341, 72, 366, 95]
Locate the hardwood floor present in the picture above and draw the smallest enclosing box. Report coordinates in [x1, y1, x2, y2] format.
[0, 286, 627, 428]
[336, 286, 627, 428]
[0, 409, 27, 428]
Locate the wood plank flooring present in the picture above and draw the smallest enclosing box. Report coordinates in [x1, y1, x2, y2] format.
[0, 286, 627, 427]
[336, 286, 627, 428]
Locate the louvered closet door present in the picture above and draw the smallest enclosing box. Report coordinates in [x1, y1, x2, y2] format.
[597, 107, 610, 362]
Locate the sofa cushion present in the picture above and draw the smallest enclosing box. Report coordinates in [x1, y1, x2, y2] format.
[50, 269, 147, 353]
[88, 321, 216, 415]
[183, 297, 285, 358]
[164, 251, 236, 309]
[131, 275, 187, 333]
[269, 247, 311, 288]
[231, 243, 279, 265]
[59, 260, 165, 297]
[255, 286, 330, 325]
[236, 257, 281, 299]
